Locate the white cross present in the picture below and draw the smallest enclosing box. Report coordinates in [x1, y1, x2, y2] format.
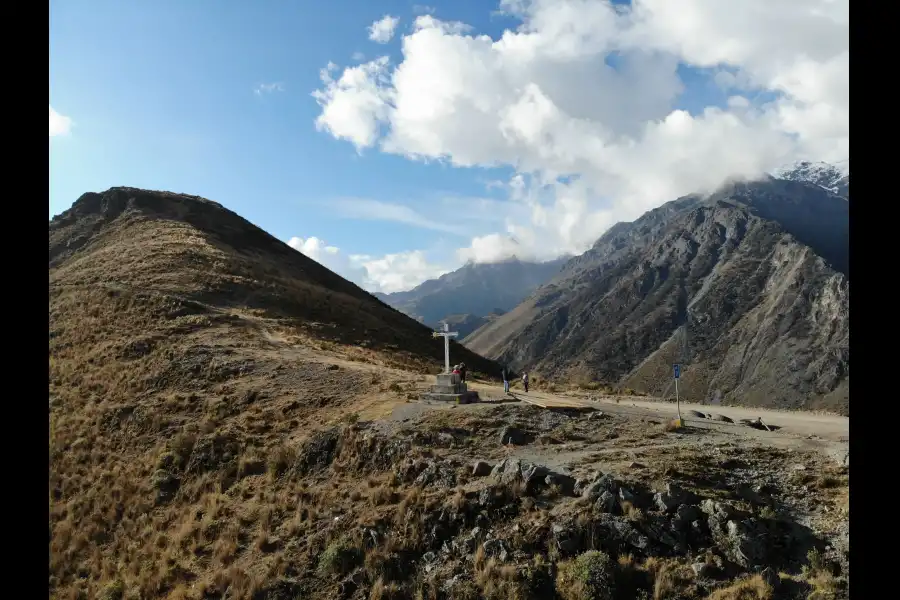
[432, 322, 459, 374]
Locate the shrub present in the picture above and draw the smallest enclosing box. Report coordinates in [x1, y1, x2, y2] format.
[317, 538, 362, 576]
[556, 550, 615, 600]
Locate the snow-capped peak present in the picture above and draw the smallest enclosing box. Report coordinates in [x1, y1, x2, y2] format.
[772, 158, 849, 196]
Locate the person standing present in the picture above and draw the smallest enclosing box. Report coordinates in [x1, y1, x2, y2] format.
[522, 371, 529, 393]
[501, 366, 509, 394]
[459, 362, 467, 383]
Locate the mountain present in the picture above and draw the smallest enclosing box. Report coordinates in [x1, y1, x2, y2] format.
[50, 187, 508, 599]
[440, 310, 510, 339]
[49, 187, 498, 376]
[375, 256, 568, 327]
[774, 159, 849, 198]
[465, 175, 849, 414]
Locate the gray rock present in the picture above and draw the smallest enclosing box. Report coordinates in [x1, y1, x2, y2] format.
[472, 460, 492, 476]
[692, 562, 713, 578]
[499, 426, 526, 445]
[611, 518, 651, 551]
[545, 473, 576, 496]
[451, 527, 482, 555]
[673, 504, 701, 530]
[583, 474, 619, 500]
[490, 458, 523, 485]
[414, 459, 457, 488]
[482, 539, 509, 562]
[582, 480, 604, 500]
[654, 483, 691, 513]
[700, 499, 737, 521]
[760, 567, 779, 589]
[722, 520, 768, 568]
[594, 490, 618, 513]
[619, 486, 637, 505]
[521, 463, 550, 493]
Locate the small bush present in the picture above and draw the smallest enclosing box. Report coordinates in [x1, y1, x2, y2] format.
[556, 550, 615, 600]
[340, 412, 360, 425]
[318, 538, 362, 577]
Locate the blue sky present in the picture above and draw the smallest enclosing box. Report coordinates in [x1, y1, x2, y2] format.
[50, 0, 848, 292]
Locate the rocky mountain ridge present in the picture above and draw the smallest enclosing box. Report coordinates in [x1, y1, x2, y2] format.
[465, 172, 849, 414]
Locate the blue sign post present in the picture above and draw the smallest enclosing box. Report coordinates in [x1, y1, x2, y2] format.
[673, 364, 682, 424]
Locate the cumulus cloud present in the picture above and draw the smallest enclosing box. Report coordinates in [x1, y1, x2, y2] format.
[368, 15, 400, 43]
[287, 235, 447, 294]
[254, 82, 285, 96]
[313, 0, 849, 268]
[49, 105, 72, 137]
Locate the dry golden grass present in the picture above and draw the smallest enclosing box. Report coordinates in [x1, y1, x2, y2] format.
[620, 500, 645, 523]
[706, 574, 773, 600]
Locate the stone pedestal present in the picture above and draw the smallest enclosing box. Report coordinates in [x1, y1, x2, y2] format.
[422, 372, 478, 404]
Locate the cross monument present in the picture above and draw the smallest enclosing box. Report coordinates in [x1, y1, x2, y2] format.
[432, 322, 459, 374]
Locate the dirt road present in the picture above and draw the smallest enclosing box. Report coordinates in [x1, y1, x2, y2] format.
[440, 380, 850, 465]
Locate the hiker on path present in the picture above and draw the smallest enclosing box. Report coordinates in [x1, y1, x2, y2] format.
[459, 362, 467, 383]
[501, 366, 509, 394]
[522, 372, 529, 393]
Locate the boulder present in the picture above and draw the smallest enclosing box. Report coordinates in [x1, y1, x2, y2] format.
[482, 539, 510, 562]
[490, 458, 523, 486]
[654, 483, 692, 513]
[499, 426, 527, 445]
[472, 460, 492, 477]
[545, 473, 577, 496]
[594, 490, 618, 513]
[521, 463, 551, 494]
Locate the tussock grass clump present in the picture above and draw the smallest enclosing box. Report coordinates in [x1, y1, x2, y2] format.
[267, 444, 295, 479]
[369, 577, 402, 600]
[371, 484, 398, 506]
[706, 574, 773, 600]
[620, 500, 644, 523]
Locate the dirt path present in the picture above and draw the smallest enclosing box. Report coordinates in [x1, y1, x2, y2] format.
[465, 381, 848, 440]
[393, 378, 850, 465]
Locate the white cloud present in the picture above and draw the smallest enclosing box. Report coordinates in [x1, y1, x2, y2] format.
[353, 250, 450, 294]
[312, 57, 392, 149]
[254, 82, 285, 96]
[49, 105, 72, 137]
[313, 0, 849, 266]
[287, 235, 447, 293]
[351, 51, 366, 61]
[368, 15, 400, 44]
